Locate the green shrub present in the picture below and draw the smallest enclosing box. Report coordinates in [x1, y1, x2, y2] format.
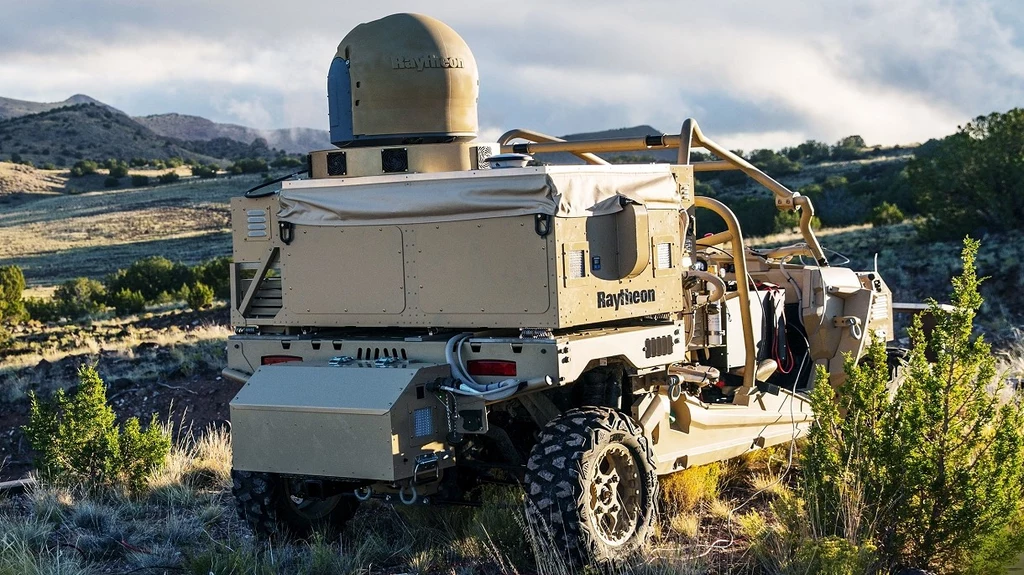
[107, 162, 128, 178]
[803, 238, 1024, 573]
[105, 256, 192, 303]
[773, 210, 801, 233]
[270, 156, 304, 169]
[69, 160, 98, 177]
[793, 536, 877, 575]
[103, 175, 120, 188]
[183, 282, 214, 311]
[23, 366, 171, 493]
[230, 158, 269, 175]
[190, 164, 218, 178]
[130, 174, 150, 187]
[0, 264, 26, 321]
[108, 288, 146, 316]
[869, 201, 904, 227]
[193, 256, 231, 299]
[53, 277, 106, 319]
[23, 297, 61, 322]
[157, 171, 180, 184]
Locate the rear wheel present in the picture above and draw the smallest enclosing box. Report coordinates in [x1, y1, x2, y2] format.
[231, 470, 360, 538]
[524, 407, 658, 566]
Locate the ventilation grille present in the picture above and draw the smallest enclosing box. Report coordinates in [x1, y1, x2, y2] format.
[246, 209, 268, 238]
[326, 151, 347, 176]
[871, 293, 889, 321]
[644, 335, 674, 359]
[656, 242, 672, 269]
[475, 145, 494, 169]
[567, 250, 586, 279]
[381, 148, 409, 173]
[413, 407, 434, 437]
[238, 263, 282, 318]
[356, 347, 408, 361]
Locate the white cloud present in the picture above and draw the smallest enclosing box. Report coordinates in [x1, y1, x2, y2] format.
[0, 1, 1020, 147]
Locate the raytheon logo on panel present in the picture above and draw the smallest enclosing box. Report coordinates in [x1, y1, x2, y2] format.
[596, 289, 657, 311]
[391, 55, 465, 71]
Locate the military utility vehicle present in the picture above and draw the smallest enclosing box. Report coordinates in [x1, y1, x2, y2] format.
[225, 13, 899, 563]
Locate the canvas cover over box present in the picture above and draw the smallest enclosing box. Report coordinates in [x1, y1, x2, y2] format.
[230, 164, 696, 330]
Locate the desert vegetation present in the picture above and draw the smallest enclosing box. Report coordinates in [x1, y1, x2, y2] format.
[1, 101, 1023, 573]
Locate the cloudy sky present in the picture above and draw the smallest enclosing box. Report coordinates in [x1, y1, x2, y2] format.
[1, 0, 1021, 150]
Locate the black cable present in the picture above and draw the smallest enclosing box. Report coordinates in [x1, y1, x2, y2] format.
[243, 168, 308, 198]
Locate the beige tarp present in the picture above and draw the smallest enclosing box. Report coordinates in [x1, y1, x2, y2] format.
[277, 166, 681, 226]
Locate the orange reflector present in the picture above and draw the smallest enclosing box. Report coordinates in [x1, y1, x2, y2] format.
[466, 360, 517, 377]
[261, 355, 303, 365]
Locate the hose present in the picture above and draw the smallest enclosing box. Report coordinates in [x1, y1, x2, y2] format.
[443, 333, 521, 397]
[683, 269, 726, 303]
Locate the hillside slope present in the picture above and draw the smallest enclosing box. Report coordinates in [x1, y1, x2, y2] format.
[0, 94, 121, 120]
[134, 113, 331, 154]
[0, 104, 227, 167]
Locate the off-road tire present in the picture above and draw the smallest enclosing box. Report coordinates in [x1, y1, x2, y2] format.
[231, 470, 359, 538]
[524, 407, 659, 566]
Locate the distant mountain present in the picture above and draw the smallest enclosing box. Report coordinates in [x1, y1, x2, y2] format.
[0, 94, 123, 121]
[0, 104, 224, 167]
[134, 113, 331, 154]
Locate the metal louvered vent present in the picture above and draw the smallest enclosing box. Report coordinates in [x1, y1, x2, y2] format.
[246, 209, 268, 238]
[644, 335, 674, 358]
[656, 242, 672, 269]
[355, 347, 408, 360]
[326, 151, 347, 176]
[475, 145, 494, 169]
[567, 250, 586, 279]
[381, 148, 409, 173]
[871, 293, 889, 321]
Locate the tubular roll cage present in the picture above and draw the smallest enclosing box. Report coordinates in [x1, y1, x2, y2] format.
[498, 118, 830, 392]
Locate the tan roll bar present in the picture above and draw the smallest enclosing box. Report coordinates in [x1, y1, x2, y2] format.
[499, 118, 829, 266]
[497, 128, 610, 166]
[692, 197, 756, 391]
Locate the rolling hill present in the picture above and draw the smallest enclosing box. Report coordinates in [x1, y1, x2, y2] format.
[134, 113, 330, 154]
[0, 104, 224, 167]
[0, 94, 121, 121]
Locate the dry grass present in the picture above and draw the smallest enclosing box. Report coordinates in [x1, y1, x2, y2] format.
[669, 512, 702, 539]
[0, 309, 230, 404]
[660, 462, 722, 514]
[0, 173, 254, 285]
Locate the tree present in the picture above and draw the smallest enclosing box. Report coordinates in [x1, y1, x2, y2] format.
[804, 238, 1024, 573]
[53, 277, 106, 319]
[0, 265, 26, 321]
[909, 108, 1024, 240]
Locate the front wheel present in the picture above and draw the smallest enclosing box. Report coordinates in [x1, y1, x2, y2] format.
[524, 407, 659, 566]
[232, 470, 360, 538]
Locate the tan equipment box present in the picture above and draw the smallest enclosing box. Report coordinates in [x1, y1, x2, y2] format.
[231, 164, 696, 330]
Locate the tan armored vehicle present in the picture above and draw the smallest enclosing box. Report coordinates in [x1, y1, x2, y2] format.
[224, 13, 897, 563]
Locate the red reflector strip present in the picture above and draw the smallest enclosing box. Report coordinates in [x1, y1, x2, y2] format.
[261, 355, 302, 365]
[466, 360, 517, 377]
